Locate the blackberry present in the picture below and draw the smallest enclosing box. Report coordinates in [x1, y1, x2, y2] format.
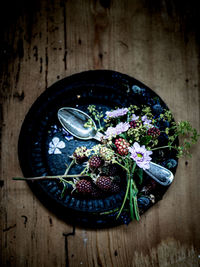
[90, 186, 102, 198]
[89, 155, 103, 169]
[108, 164, 119, 176]
[140, 180, 157, 195]
[75, 179, 92, 194]
[130, 120, 142, 128]
[115, 138, 130, 156]
[101, 164, 119, 177]
[96, 176, 112, 191]
[109, 182, 120, 193]
[73, 146, 89, 164]
[147, 127, 160, 138]
[112, 175, 121, 184]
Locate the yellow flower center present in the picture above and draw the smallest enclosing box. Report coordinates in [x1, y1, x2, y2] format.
[137, 153, 143, 158]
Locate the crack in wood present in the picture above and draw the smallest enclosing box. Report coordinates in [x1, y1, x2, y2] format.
[63, 225, 76, 267]
[100, 0, 111, 9]
[3, 224, 16, 232]
[13, 91, 25, 101]
[45, 47, 48, 89]
[15, 61, 21, 86]
[0, 180, 4, 187]
[63, 1, 67, 70]
[33, 45, 38, 61]
[40, 57, 43, 73]
[21, 215, 28, 227]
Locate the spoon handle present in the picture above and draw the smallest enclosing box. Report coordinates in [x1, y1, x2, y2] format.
[93, 131, 105, 141]
[144, 162, 174, 186]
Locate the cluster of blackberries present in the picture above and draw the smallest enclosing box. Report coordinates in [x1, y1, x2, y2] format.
[74, 155, 122, 197]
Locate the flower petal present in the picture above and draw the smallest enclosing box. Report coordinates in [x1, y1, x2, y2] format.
[57, 141, 65, 149]
[54, 148, 62, 154]
[52, 137, 60, 146]
[48, 147, 55, 154]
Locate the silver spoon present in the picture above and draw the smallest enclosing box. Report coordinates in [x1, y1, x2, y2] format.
[58, 107, 174, 186]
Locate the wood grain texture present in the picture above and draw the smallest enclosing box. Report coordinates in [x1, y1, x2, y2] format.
[0, 0, 200, 266]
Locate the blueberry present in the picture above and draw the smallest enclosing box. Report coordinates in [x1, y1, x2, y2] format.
[119, 212, 131, 225]
[165, 159, 177, 169]
[132, 85, 145, 95]
[153, 104, 163, 114]
[138, 196, 151, 208]
[164, 121, 170, 128]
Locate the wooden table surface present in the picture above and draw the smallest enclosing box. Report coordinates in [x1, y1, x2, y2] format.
[0, 0, 200, 266]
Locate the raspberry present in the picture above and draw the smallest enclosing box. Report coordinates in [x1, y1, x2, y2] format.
[96, 176, 112, 191]
[147, 127, 160, 138]
[89, 155, 103, 169]
[75, 179, 92, 194]
[115, 138, 130, 156]
[130, 120, 142, 128]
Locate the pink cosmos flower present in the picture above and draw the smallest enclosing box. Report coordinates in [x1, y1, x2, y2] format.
[128, 142, 152, 170]
[106, 108, 129, 118]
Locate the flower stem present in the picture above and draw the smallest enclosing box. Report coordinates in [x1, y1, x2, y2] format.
[113, 160, 130, 173]
[129, 179, 134, 220]
[132, 180, 140, 221]
[116, 172, 131, 219]
[129, 162, 137, 220]
[12, 174, 88, 181]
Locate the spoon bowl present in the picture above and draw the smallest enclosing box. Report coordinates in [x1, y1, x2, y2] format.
[58, 107, 98, 140]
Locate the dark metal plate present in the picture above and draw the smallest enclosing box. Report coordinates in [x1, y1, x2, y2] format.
[18, 70, 178, 228]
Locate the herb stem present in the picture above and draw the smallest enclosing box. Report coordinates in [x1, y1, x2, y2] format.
[97, 119, 102, 129]
[64, 159, 75, 175]
[12, 174, 88, 181]
[151, 145, 170, 151]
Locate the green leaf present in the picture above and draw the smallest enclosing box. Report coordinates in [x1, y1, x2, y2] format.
[140, 135, 152, 145]
[130, 177, 140, 221]
[135, 167, 143, 184]
[119, 133, 127, 139]
[133, 195, 140, 221]
[132, 181, 140, 221]
[61, 183, 68, 198]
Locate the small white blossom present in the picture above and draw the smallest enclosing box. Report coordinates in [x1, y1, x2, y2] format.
[48, 137, 65, 154]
